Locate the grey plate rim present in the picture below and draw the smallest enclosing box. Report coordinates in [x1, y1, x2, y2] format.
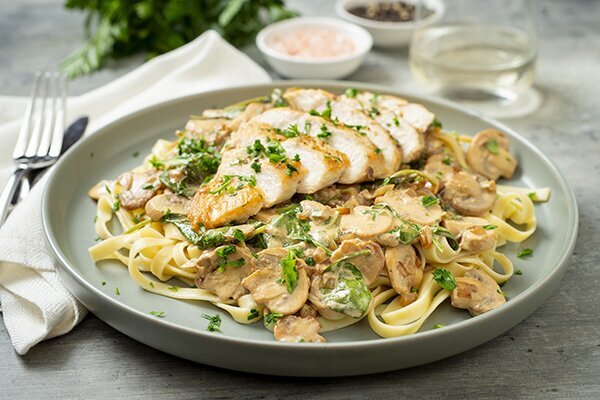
[42, 80, 578, 353]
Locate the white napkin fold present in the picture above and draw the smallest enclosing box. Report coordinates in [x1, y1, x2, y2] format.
[0, 30, 270, 354]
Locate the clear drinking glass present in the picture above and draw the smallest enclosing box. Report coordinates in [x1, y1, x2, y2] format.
[409, 0, 539, 117]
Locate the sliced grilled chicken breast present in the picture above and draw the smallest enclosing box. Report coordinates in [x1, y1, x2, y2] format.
[351, 91, 425, 162]
[219, 147, 303, 207]
[230, 122, 349, 193]
[355, 91, 435, 132]
[283, 88, 401, 178]
[252, 108, 381, 184]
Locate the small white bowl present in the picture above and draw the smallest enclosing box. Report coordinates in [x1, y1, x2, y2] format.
[256, 17, 373, 79]
[335, 0, 444, 48]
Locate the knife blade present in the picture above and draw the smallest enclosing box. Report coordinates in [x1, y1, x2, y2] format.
[9, 116, 89, 206]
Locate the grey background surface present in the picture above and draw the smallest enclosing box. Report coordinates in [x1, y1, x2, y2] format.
[1, 0, 599, 398]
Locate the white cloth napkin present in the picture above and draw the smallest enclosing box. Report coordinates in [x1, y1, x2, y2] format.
[0, 30, 270, 354]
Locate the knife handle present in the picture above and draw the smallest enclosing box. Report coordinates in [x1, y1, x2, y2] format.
[0, 168, 27, 226]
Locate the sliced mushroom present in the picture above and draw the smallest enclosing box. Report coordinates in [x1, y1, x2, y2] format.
[145, 194, 190, 221]
[331, 239, 384, 285]
[195, 245, 256, 301]
[467, 129, 517, 180]
[384, 244, 423, 295]
[299, 200, 335, 223]
[299, 303, 319, 318]
[241, 248, 309, 315]
[118, 171, 161, 210]
[273, 316, 325, 343]
[339, 205, 394, 240]
[442, 216, 490, 236]
[374, 189, 443, 226]
[460, 226, 497, 253]
[424, 153, 459, 181]
[451, 269, 506, 316]
[441, 171, 496, 217]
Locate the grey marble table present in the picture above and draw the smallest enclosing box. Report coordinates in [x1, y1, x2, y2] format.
[1, 0, 599, 398]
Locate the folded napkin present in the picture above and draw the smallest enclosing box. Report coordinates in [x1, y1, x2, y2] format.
[0, 30, 270, 354]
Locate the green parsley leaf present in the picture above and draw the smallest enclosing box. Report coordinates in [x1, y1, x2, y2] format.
[250, 158, 262, 173]
[517, 248, 533, 258]
[101, 281, 106, 286]
[202, 313, 222, 332]
[279, 124, 300, 138]
[483, 224, 497, 230]
[279, 250, 299, 293]
[515, 269, 523, 275]
[421, 195, 439, 207]
[150, 311, 166, 318]
[115, 287, 120, 295]
[433, 323, 444, 329]
[305, 256, 316, 266]
[393, 116, 400, 127]
[264, 312, 283, 325]
[168, 286, 180, 292]
[431, 119, 443, 129]
[132, 151, 140, 158]
[317, 124, 332, 140]
[345, 88, 358, 98]
[432, 268, 457, 291]
[528, 192, 537, 200]
[247, 308, 260, 321]
[231, 228, 246, 243]
[442, 156, 451, 165]
[112, 198, 121, 212]
[484, 139, 500, 155]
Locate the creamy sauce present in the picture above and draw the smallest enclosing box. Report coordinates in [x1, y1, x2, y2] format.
[267, 27, 356, 59]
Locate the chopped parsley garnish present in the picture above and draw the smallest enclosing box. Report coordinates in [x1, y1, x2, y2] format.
[528, 192, 537, 200]
[264, 312, 283, 325]
[132, 151, 140, 158]
[432, 225, 459, 251]
[389, 219, 422, 245]
[216, 245, 245, 272]
[250, 158, 262, 173]
[442, 156, 451, 165]
[279, 250, 299, 293]
[231, 228, 246, 243]
[515, 269, 523, 275]
[209, 175, 256, 196]
[168, 285, 180, 291]
[305, 256, 316, 266]
[317, 124, 332, 140]
[433, 323, 444, 329]
[94, 236, 102, 242]
[517, 248, 533, 258]
[279, 124, 300, 138]
[431, 119, 443, 129]
[150, 311, 166, 318]
[202, 313, 222, 332]
[247, 139, 265, 157]
[285, 161, 298, 176]
[483, 224, 497, 230]
[484, 139, 500, 155]
[432, 268, 457, 291]
[345, 88, 358, 98]
[112, 198, 120, 212]
[410, 287, 419, 293]
[308, 101, 332, 119]
[421, 195, 439, 207]
[101, 281, 106, 286]
[368, 107, 380, 119]
[247, 308, 260, 320]
[374, 148, 382, 154]
[115, 287, 120, 295]
[393, 116, 400, 126]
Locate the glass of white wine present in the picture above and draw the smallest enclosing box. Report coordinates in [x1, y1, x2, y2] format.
[409, 0, 539, 117]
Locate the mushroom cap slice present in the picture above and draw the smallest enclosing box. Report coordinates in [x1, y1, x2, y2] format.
[375, 189, 443, 226]
[467, 129, 517, 180]
[331, 239, 384, 286]
[241, 248, 309, 316]
[195, 245, 256, 301]
[451, 269, 506, 316]
[118, 171, 161, 210]
[442, 216, 490, 236]
[441, 171, 496, 217]
[340, 205, 394, 240]
[460, 225, 497, 253]
[424, 153, 459, 180]
[384, 244, 423, 295]
[145, 194, 190, 221]
[273, 316, 325, 343]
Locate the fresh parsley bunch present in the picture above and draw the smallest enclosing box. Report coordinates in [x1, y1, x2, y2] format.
[61, 0, 298, 77]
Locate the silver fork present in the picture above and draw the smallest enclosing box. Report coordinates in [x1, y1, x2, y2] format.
[0, 72, 67, 225]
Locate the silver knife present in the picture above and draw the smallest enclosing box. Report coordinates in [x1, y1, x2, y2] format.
[9, 116, 89, 207]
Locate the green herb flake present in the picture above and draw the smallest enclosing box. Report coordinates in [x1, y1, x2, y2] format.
[483, 224, 497, 230]
[431, 119, 443, 129]
[168, 285, 180, 292]
[393, 116, 400, 127]
[517, 248, 533, 258]
[150, 311, 166, 318]
[442, 156, 451, 165]
[202, 313, 222, 332]
[515, 269, 523, 275]
[101, 281, 106, 286]
[94, 236, 102, 242]
[132, 151, 140, 158]
[528, 192, 537, 200]
[433, 323, 444, 329]
[421, 195, 439, 207]
[247, 308, 260, 321]
[250, 159, 262, 173]
[484, 139, 500, 155]
[115, 287, 120, 295]
[305, 256, 316, 266]
[279, 250, 299, 294]
[432, 268, 457, 291]
[264, 312, 283, 325]
[317, 124, 332, 140]
[345, 88, 358, 98]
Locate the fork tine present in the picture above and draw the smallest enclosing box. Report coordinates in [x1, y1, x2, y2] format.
[12, 72, 41, 160]
[25, 72, 50, 158]
[49, 75, 67, 158]
[37, 73, 58, 157]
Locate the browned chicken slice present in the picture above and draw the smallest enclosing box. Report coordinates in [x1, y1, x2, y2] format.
[451, 269, 506, 316]
[283, 88, 401, 178]
[441, 171, 496, 217]
[273, 316, 325, 343]
[467, 129, 517, 180]
[187, 175, 265, 229]
[241, 248, 310, 315]
[194, 245, 257, 301]
[384, 244, 423, 295]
